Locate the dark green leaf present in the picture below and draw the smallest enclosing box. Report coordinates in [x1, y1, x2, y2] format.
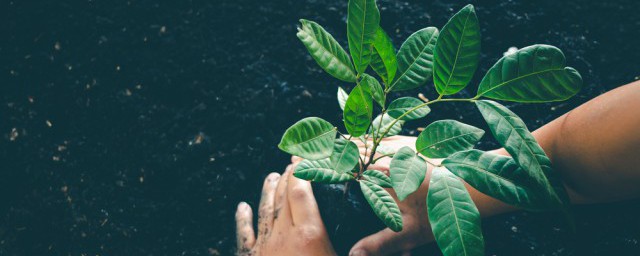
[330, 138, 360, 173]
[476, 44, 582, 102]
[387, 97, 431, 121]
[361, 74, 385, 107]
[476, 100, 570, 209]
[363, 170, 392, 188]
[433, 4, 481, 95]
[278, 117, 337, 160]
[443, 149, 554, 210]
[294, 159, 354, 183]
[370, 27, 397, 84]
[347, 0, 380, 74]
[416, 120, 484, 158]
[360, 180, 403, 232]
[428, 167, 484, 256]
[390, 147, 427, 201]
[389, 27, 439, 91]
[297, 19, 357, 82]
[344, 84, 373, 136]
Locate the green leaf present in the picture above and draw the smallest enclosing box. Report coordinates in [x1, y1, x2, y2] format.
[370, 114, 404, 138]
[344, 84, 373, 136]
[337, 86, 348, 110]
[347, 0, 381, 74]
[387, 97, 431, 121]
[278, 117, 337, 160]
[363, 170, 392, 188]
[416, 120, 484, 158]
[476, 44, 582, 102]
[361, 74, 385, 107]
[297, 19, 357, 82]
[433, 4, 481, 95]
[330, 138, 360, 173]
[428, 167, 484, 256]
[475, 100, 570, 209]
[294, 159, 354, 183]
[370, 27, 397, 84]
[389, 27, 439, 91]
[443, 149, 554, 210]
[389, 147, 427, 201]
[376, 144, 397, 156]
[360, 180, 403, 232]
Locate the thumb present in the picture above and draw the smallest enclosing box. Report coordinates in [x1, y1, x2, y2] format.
[349, 226, 419, 256]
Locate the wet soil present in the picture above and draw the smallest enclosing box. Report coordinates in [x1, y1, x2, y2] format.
[1, 0, 639, 255]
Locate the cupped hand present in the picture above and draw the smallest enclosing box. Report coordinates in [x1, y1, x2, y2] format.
[349, 136, 437, 255]
[236, 162, 336, 256]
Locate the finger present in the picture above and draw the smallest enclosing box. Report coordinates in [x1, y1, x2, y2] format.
[274, 164, 295, 228]
[291, 155, 303, 164]
[256, 172, 280, 239]
[287, 166, 323, 225]
[235, 202, 256, 253]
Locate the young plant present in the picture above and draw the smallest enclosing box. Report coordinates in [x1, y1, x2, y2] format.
[279, 2, 582, 255]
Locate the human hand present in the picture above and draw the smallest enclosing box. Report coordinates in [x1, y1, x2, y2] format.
[349, 136, 437, 255]
[236, 163, 336, 256]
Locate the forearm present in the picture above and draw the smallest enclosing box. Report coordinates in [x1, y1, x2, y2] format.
[451, 80, 640, 218]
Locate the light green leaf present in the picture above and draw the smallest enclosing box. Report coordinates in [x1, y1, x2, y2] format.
[278, 117, 337, 160]
[294, 159, 354, 183]
[360, 180, 403, 232]
[370, 27, 397, 84]
[476, 44, 582, 102]
[390, 147, 427, 201]
[330, 138, 360, 173]
[389, 27, 439, 91]
[344, 84, 373, 136]
[297, 19, 357, 82]
[370, 114, 404, 138]
[443, 149, 554, 210]
[363, 170, 392, 188]
[387, 97, 431, 121]
[428, 167, 484, 256]
[433, 4, 481, 95]
[337, 86, 348, 110]
[347, 0, 381, 74]
[361, 74, 385, 107]
[475, 100, 570, 209]
[416, 120, 484, 158]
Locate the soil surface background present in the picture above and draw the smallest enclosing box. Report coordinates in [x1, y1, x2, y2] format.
[1, 0, 640, 255]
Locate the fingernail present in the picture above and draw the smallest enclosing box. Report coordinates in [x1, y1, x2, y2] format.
[350, 249, 367, 256]
[237, 201, 248, 211]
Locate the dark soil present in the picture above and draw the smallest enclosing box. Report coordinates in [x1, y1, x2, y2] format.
[1, 0, 639, 255]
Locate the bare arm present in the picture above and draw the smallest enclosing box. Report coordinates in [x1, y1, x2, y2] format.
[349, 80, 640, 255]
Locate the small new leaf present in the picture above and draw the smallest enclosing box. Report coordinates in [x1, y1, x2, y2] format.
[370, 114, 404, 138]
[337, 86, 348, 110]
